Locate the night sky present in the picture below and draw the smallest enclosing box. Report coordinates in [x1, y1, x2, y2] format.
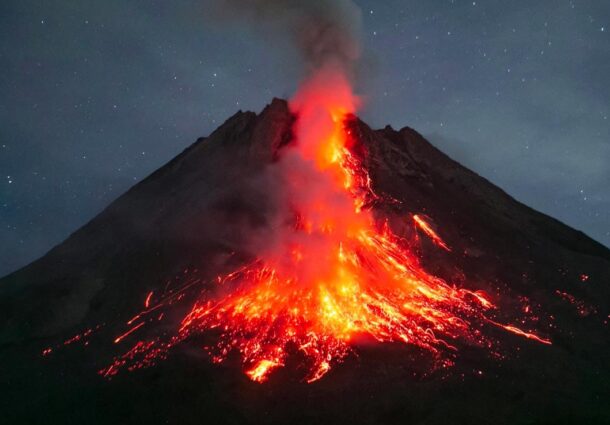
[1, 0, 608, 277]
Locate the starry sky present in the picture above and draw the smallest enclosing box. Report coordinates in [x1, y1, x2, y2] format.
[1, 0, 608, 277]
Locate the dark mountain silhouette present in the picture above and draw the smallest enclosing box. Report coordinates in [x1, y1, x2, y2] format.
[1, 99, 609, 425]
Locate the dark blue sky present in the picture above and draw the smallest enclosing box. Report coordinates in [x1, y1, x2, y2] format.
[1, 0, 608, 276]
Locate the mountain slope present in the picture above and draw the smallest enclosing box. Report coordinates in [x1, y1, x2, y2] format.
[1, 99, 609, 425]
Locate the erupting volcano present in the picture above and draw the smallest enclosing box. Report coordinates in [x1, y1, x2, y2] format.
[2, 1, 610, 423]
[33, 0, 549, 387]
[94, 65, 554, 384]
[3, 93, 610, 424]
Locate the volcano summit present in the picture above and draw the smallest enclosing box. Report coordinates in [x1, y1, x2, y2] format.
[1, 98, 609, 425]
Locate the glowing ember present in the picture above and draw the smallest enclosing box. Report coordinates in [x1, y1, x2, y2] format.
[413, 214, 451, 252]
[144, 291, 154, 308]
[497, 324, 552, 345]
[246, 359, 283, 383]
[92, 64, 552, 383]
[114, 322, 145, 344]
[555, 290, 597, 317]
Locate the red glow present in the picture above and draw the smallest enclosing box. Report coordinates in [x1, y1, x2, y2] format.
[413, 214, 451, 251]
[499, 324, 552, 345]
[144, 291, 153, 308]
[114, 322, 145, 344]
[555, 290, 596, 317]
[97, 64, 552, 383]
[246, 359, 283, 383]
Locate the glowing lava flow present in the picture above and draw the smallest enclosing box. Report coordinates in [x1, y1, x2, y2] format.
[413, 214, 451, 252]
[99, 66, 551, 383]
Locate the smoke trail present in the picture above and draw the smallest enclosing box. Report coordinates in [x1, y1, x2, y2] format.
[210, 0, 363, 77]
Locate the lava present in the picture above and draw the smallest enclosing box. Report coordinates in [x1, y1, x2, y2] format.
[498, 324, 552, 345]
[114, 322, 146, 344]
[413, 214, 451, 251]
[88, 63, 555, 384]
[246, 359, 283, 383]
[144, 291, 154, 308]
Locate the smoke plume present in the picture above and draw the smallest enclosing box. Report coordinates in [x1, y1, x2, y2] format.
[209, 0, 363, 77]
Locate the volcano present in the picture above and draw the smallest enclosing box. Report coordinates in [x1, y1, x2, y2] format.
[1, 98, 609, 425]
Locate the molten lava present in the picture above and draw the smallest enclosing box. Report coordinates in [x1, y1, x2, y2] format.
[95, 65, 552, 383]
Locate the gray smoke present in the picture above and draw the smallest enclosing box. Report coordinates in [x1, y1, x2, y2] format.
[208, 0, 363, 76]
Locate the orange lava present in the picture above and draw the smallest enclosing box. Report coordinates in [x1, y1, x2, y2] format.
[246, 359, 283, 383]
[97, 64, 552, 382]
[499, 324, 552, 345]
[413, 214, 451, 251]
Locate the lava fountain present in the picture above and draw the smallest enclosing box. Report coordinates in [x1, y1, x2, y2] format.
[95, 63, 550, 383]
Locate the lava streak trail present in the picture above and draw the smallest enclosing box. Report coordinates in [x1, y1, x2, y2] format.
[98, 64, 552, 383]
[413, 214, 451, 252]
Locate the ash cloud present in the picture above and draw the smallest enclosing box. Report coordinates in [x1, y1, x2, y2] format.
[208, 0, 363, 76]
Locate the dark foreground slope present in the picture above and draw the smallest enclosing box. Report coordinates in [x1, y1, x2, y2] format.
[1, 99, 609, 425]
